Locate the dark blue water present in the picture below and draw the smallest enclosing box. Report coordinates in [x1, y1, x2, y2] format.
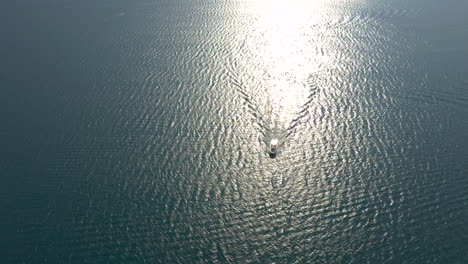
[1, 0, 468, 263]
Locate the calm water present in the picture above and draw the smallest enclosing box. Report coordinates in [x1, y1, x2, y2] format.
[1, 0, 468, 263]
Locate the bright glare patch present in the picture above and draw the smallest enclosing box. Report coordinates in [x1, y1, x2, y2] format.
[244, 0, 332, 126]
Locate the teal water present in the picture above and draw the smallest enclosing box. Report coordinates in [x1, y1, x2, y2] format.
[1, 0, 468, 263]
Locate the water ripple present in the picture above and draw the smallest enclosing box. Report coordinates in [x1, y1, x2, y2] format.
[2, 0, 468, 263]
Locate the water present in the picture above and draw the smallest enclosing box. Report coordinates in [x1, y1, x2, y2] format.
[1, 0, 468, 263]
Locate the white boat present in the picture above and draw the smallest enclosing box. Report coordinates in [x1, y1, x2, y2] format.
[269, 139, 278, 155]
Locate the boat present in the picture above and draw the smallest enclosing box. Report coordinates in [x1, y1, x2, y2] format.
[269, 139, 278, 156]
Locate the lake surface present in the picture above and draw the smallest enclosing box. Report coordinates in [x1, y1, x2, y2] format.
[1, 0, 468, 263]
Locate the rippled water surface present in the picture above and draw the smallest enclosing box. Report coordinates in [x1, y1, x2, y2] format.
[1, 0, 468, 263]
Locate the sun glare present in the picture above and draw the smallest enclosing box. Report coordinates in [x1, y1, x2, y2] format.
[244, 0, 330, 127]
